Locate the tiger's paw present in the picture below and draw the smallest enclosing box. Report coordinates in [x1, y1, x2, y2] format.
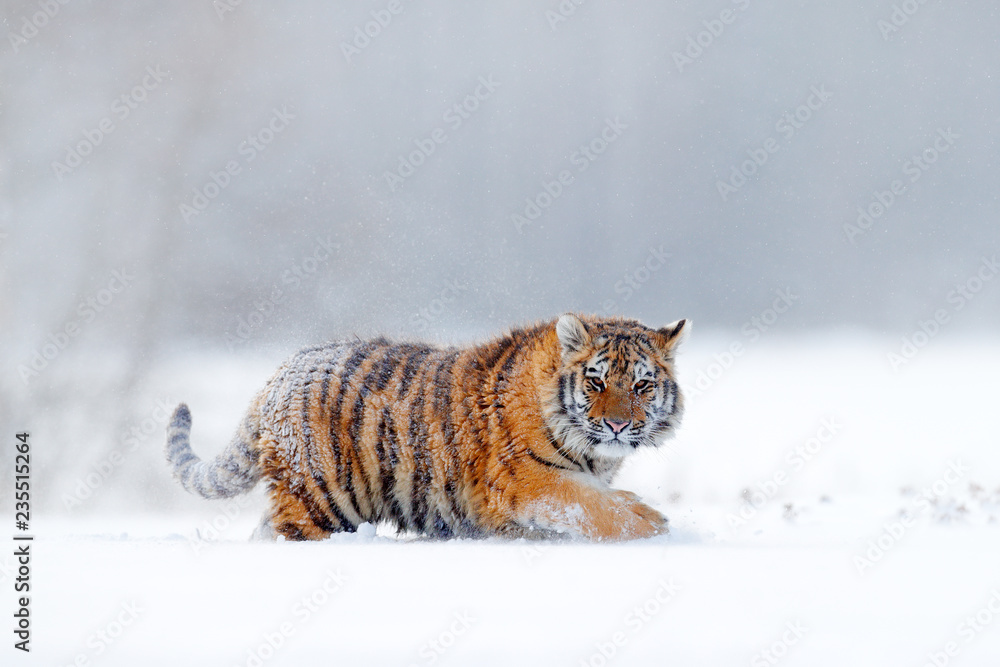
[610, 490, 669, 540]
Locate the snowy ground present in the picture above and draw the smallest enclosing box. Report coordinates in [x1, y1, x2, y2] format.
[7, 335, 1000, 665]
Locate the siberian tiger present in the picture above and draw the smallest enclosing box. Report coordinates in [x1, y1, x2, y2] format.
[165, 313, 689, 541]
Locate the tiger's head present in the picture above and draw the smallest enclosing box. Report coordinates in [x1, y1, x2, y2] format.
[547, 313, 689, 460]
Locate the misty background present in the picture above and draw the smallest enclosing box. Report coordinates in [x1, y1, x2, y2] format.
[1, 0, 998, 513]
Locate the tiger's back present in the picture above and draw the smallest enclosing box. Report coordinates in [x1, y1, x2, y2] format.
[259, 336, 507, 540]
[166, 314, 689, 542]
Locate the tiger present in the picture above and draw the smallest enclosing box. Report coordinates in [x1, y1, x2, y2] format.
[165, 313, 689, 542]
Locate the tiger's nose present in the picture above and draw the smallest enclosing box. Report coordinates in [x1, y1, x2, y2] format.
[604, 419, 630, 434]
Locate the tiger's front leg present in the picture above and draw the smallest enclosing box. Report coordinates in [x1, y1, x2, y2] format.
[512, 471, 669, 542]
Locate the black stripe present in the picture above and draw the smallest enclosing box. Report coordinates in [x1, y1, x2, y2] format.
[328, 344, 374, 519]
[205, 467, 225, 495]
[298, 376, 346, 533]
[302, 488, 344, 534]
[340, 344, 374, 380]
[433, 351, 461, 445]
[408, 387, 429, 533]
[472, 337, 521, 496]
[383, 408, 401, 475]
[374, 408, 402, 524]
[465, 389, 491, 480]
[495, 342, 520, 386]
[432, 352, 464, 529]
[489, 339, 521, 426]
[382, 430, 408, 534]
[544, 426, 585, 471]
[306, 463, 354, 531]
[172, 451, 196, 468]
[340, 442, 363, 521]
[526, 447, 575, 471]
[478, 336, 516, 374]
[429, 511, 454, 538]
[397, 347, 432, 398]
[346, 345, 404, 518]
[278, 522, 307, 541]
[494, 395, 518, 476]
[373, 345, 406, 390]
[348, 383, 374, 518]
[415, 392, 435, 535]
[347, 343, 402, 502]
[319, 363, 333, 414]
[443, 479, 461, 523]
[637, 338, 658, 358]
[314, 350, 347, 418]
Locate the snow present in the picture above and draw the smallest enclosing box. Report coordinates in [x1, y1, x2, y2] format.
[23, 509, 1000, 666]
[5, 1, 998, 663]
[10, 336, 1000, 665]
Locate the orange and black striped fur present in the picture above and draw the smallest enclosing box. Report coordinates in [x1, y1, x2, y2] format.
[165, 314, 689, 542]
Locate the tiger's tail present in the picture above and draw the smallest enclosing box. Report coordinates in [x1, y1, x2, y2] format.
[165, 402, 262, 499]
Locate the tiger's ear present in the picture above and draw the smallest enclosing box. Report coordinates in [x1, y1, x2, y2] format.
[657, 319, 690, 358]
[556, 313, 591, 356]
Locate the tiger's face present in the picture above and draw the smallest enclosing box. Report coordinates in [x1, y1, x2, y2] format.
[549, 314, 689, 460]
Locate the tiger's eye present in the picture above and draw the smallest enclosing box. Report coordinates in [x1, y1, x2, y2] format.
[587, 377, 605, 392]
[634, 380, 652, 393]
